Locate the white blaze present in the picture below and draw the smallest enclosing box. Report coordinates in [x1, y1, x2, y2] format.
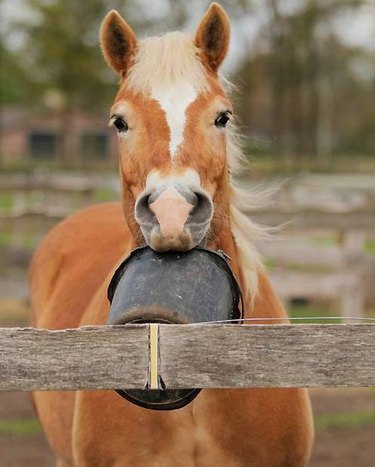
[125, 32, 208, 158]
[145, 168, 202, 192]
[151, 81, 197, 158]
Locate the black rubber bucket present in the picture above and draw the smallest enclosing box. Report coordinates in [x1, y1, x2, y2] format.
[107, 246, 242, 410]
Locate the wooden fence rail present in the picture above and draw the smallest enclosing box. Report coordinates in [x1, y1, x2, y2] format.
[1, 324, 374, 391]
[2, 209, 375, 231]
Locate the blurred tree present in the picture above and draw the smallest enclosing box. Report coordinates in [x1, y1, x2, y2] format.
[235, 0, 374, 165]
[1, 0, 373, 167]
[0, 0, 35, 166]
[0, 39, 32, 104]
[15, 0, 124, 164]
[14, 0, 188, 165]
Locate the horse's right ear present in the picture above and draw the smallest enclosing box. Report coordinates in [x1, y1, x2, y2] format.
[195, 3, 230, 73]
[100, 10, 137, 76]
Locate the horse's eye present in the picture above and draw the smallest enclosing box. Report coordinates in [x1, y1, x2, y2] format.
[113, 117, 128, 133]
[214, 112, 231, 128]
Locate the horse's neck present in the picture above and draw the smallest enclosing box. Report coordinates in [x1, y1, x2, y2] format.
[215, 227, 288, 322]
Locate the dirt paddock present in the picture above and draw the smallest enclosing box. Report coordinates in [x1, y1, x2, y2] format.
[0, 389, 374, 466]
[0, 296, 374, 465]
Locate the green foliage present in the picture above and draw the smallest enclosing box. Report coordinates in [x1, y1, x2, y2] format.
[10, 0, 190, 111]
[19, 0, 124, 111]
[234, 0, 374, 160]
[0, 40, 32, 104]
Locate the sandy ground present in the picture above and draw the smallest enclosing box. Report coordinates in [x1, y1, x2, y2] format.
[0, 389, 374, 466]
[0, 392, 54, 467]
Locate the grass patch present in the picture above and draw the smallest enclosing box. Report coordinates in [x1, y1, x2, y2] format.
[0, 231, 12, 247]
[365, 238, 375, 254]
[93, 187, 117, 203]
[0, 193, 14, 211]
[0, 298, 29, 326]
[315, 410, 375, 430]
[287, 263, 334, 273]
[308, 236, 338, 247]
[250, 153, 375, 175]
[263, 258, 333, 272]
[0, 230, 38, 250]
[0, 419, 42, 436]
[263, 258, 276, 271]
[289, 304, 341, 323]
[22, 231, 37, 250]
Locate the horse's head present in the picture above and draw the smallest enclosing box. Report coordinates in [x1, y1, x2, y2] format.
[100, 3, 233, 252]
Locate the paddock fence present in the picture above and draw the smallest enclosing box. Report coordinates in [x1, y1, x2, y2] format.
[1, 172, 374, 320]
[257, 230, 373, 319]
[1, 324, 374, 392]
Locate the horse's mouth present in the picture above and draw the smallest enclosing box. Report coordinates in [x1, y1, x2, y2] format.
[112, 308, 190, 326]
[147, 227, 194, 252]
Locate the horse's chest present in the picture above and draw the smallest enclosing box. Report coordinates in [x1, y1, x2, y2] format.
[74, 389, 309, 467]
[74, 391, 246, 466]
[89, 425, 240, 467]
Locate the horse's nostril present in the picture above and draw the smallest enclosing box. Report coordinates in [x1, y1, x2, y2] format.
[135, 192, 154, 225]
[189, 191, 213, 224]
[184, 190, 199, 207]
[141, 193, 151, 207]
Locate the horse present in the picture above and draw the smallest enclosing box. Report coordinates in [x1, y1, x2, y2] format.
[29, 3, 314, 466]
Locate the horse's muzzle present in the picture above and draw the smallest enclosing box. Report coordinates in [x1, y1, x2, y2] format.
[107, 246, 242, 411]
[135, 185, 213, 252]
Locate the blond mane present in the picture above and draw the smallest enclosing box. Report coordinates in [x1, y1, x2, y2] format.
[128, 32, 266, 301]
[226, 122, 267, 303]
[127, 32, 208, 94]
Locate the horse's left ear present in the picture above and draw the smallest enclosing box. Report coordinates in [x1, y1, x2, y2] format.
[195, 2, 230, 73]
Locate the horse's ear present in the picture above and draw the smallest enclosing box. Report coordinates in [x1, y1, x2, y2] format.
[194, 2, 230, 73]
[100, 10, 137, 76]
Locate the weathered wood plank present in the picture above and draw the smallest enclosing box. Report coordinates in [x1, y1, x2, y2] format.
[251, 210, 375, 230]
[269, 271, 360, 300]
[0, 324, 374, 391]
[0, 325, 149, 391]
[258, 241, 347, 268]
[1, 210, 375, 231]
[159, 324, 375, 388]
